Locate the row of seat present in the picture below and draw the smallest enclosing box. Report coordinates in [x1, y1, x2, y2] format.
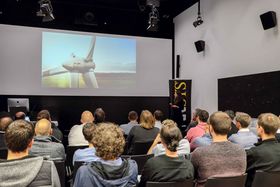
[146, 171, 280, 187]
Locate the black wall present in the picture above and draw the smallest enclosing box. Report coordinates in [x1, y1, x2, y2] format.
[0, 95, 169, 133]
[218, 70, 280, 117]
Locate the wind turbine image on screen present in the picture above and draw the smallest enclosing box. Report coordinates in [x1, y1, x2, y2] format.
[42, 36, 98, 88]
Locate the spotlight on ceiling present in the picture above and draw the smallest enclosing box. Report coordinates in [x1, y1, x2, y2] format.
[37, 0, 55, 22]
[193, 0, 203, 28]
[146, 0, 160, 32]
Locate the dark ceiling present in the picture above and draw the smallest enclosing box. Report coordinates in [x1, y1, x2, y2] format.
[0, 0, 197, 38]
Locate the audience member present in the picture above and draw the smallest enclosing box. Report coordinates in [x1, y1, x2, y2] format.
[225, 110, 239, 137]
[120, 111, 139, 135]
[73, 122, 98, 165]
[191, 122, 212, 151]
[37, 109, 63, 142]
[29, 119, 65, 160]
[0, 113, 13, 149]
[154, 110, 163, 130]
[74, 123, 138, 187]
[94, 108, 105, 124]
[15, 111, 26, 120]
[228, 112, 258, 149]
[0, 120, 60, 186]
[186, 110, 209, 144]
[68, 110, 94, 146]
[139, 121, 194, 187]
[191, 112, 246, 187]
[147, 119, 190, 156]
[246, 113, 280, 187]
[185, 108, 201, 133]
[127, 110, 159, 154]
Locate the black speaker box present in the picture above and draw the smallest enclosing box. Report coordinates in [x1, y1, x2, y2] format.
[260, 11, 277, 30]
[194, 40, 205, 53]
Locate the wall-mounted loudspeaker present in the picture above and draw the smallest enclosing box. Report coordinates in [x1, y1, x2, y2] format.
[260, 11, 277, 30]
[194, 40, 205, 53]
[176, 55, 180, 78]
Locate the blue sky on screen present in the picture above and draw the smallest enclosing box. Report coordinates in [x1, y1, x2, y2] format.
[42, 32, 136, 73]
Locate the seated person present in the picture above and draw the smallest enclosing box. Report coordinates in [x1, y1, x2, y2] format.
[0, 120, 60, 186]
[29, 119, 65, 160]
[154, 110, 164, 130]
[94, 108, 106, 124]
[147, 119, 190, 156]
[68, 110, 94, 146]
[186, 110, 209, 145]
[15, 111, 30, 121]
[0, 112, 13, 149]
[228, 112, 258, 149]
[246, 113, 280, 187]
[73, 123, 98, 165]
[74, 123, 138, 187]
[127, 110, 159, 155]
[191, 112, 246, 187]
[120, 111, 139, 136]
[37, 110, 63, 142]
[225, 110, 239, 137]
[139, 121, 194, 187]
[191, 123, 212, 151]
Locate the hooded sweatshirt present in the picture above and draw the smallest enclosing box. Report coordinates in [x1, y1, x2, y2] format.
[74, 158, 138, 187]
[0, 156, 60, 187]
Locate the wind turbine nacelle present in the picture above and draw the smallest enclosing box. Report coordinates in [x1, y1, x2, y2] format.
[63, 62, 96, 73]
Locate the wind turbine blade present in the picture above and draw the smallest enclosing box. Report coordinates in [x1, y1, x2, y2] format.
[70, 72, 79, 88]
[82, 72, 98, 88]
[42, 67, 67, 77]
[85, 36, 96, 62]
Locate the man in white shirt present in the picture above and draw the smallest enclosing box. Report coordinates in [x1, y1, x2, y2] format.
[68, 110, 94, 146]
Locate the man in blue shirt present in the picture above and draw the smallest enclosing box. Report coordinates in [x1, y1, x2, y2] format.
[73, 123, 98, 165]
[229, 112, 258, 149]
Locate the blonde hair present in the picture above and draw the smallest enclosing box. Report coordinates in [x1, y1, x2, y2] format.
[81, 110, 94, 124]
[140, 110, 155, 129]
[92, 123, 125, 160]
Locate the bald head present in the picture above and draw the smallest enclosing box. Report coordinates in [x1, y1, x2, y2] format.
[35, 119, 52, 136]
[0, 117, 13, 131]
[81, 110, 94, 124]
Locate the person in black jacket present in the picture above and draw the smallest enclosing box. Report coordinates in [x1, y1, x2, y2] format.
[139, 120, 194, 187]
[246, 113, 280, 187]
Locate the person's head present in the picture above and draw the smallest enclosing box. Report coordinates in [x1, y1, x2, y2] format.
[37, 110, 51, 121]
[224, 110, 235, 120]
[160, 120, 182, 152]
[154, 110, 163, 122]
[197, 110, 209, 123]
[162, 119, 177, 127]
[209, 111, 232, 136]
[80, 110, 94, 124]
[192, 108, 202, 121]
[35, 119, 52, 136]
[257, 113, 280, 138]
[0, 116, 13, 131]
[128, 111, 138, 122]
[82, 122, 96, 143]
[235, 112, 251, 129]
[15, 111, 26, 120]
[140, 110, 155, 129]
[94, 108, 105, 124]
[5, 120, 34, 153]
[92, 123, 125, 160]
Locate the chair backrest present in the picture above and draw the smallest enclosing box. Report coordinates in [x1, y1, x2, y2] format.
[121, 154, 154, 174]
[72, 161, 86, 183]
[133, 141, 154, 155]
[252, 170, 280, 187]
[65, 145, 88, 175]
[146, 180, 194, 187]
[0, 148, 7, 159]
[54, 160, 66, 187]
[205, 174, 247, 187]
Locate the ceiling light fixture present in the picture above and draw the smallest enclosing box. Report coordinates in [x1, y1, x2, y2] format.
[37, 0, 55, 22]
[193, 0, 203, 28]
